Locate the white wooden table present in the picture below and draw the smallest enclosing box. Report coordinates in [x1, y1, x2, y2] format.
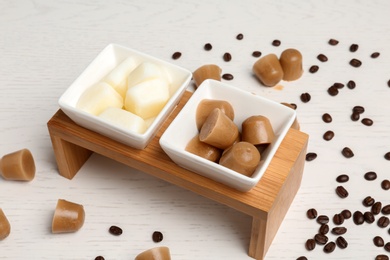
[1, 1, 389, 259]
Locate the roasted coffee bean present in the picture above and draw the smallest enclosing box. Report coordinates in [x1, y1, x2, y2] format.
[317, 54, 328, 62]
[332, 226, 347, 235]
[341, 209, 352, 219]
[388, 79, 390, 88]
[336, 186, 349, 198]
[333, 213, 344, 225]
[353, 105, 365, 114]
[336, 174, 349, 183]
[272, 39, 281, 46]
[328, 39, 339, 45]
[307, 208, 318, 219]
[342, 147, 354, 158]
[375, 255, 389, 260]
[385, 242, 390, 253]
[317, 215, 330, 224]
[351, 112, 360, 121]
[236, 33, 243, 40]
[300, 92, 311, 103]
[222, 73, 234, 80]
[336, 236, 348, 249]
[364, 171, 377, 181]
[152, 231, 163, 242]
[172, 52, 182, 60]
[305, 152, 317, 161]
[361, 118, 373, 126]
[372, 202, 382, 215]
[350, 58, 362, 67]
[323, 130, 335, 141]
[377, 216, 390, 228]
[314, 233, 328, 245]
[323, 241, 336, 253]
[347, 80, 356, 89]
[333, 82, 345, 89]
[297, 257, 308, 260]
[381, 179, 390, 190]
[223, 52, 232, 62]
[309, 65, 319, 73]
[353, 211, 364, 225]
[371, 52, 380, 58]
[109, 225, 123, 236]
[364, 211, 375, 224]
[385, 152, 390, 160]
[374, 236, 384, 247]
[319, 224, 329, 235]
[322, 113, 332, 123]
[363, 196, 375, 207]
[204, 43, 212, 51]
[382, 205, 390, 215]
[95, 256, 105, 260]
[327, 86, 339, 96]
[349, 44, 359, 52]
[305, 238, 316, 251]
[252, 51, 262, 57]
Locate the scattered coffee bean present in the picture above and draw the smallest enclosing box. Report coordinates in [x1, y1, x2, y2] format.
[322, 113, 332, 123]
[349, 44, 359, 52]
[327, 86, 339, 96]
[381, 179, 390, 190]
[317, 215, 330, 224]
[353, 105, 365, 114]
[376, 255, 389, 260]
[336, 186, 349, 198]
[385, 152, 390, 160]
[342, 147, 354, 158]
[109, 225, 123, 236]
[328, 38, 339, 45]
[323, 130, 335, 141]
[341, 209, 352, 219]
[300, 92, 311, 103]
[336, 174, 349, 183]
[333, 82, 345, 89]
[223, 52, 232, 62]
[307, 208, 318, 219]
[388, 79, 390, 88]
[371, 52, 380, 58]
[361, 118, 373, 126]
[319, 224, 329, 235]
[350, 58, 362, 67]
[172, 52, 182, 60]
[381, 205, 390, 215]
[252, 51, 262, 57]
[305, 238, 316, 251]
[353, 210, 364, 225]
[95, 256, 105, 260]
[222, 73, 234, 80]
[317, 54, 328, 62]
[333, 213, 345, 225]
[364, 171, 377, 181]
[363, 196, 375, 207]
[364, 211, 375, 224]
[332, 226, 347, 235]
[372, 202, 382, 215]
[347, 80, 356, 89]
[305, 152, 317, 161]
[351, 112, 360, 121]
[384, 242, 390, 253]
[236, 33, 243, 40]
[377, 216, 390, 228]
[336, 236, 348, 249]
[309, 65, 319, 73]
[204, 43, 212, 51]
[297, 257, 308, 260]
[152, 231, 163, 242]
[314, 233, 328, 245]
[374, 236, 385, 247]
[272, 39, 281, 46]
[323, 241, 336, 253]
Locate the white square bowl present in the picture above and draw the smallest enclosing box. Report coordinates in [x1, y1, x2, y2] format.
[59, 43, 192, 149]
[159, 79, 296, 192]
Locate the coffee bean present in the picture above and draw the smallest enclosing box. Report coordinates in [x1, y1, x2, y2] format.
[323, 130, 335, 141]
[327, 86, 339, 96]
[297, 257, 308, 260]
[372, 202, 382, 215]
[109, 225, 123, 236]
[309, 65, 319, 73]
[332, 227, 347, 235]
[342, 147, 354, 158]
[388, 79, 390, 88]
[252, 51, 262, 57]
[336, 174, 349, 183]
[377, 216, 390, 228]
[353, 105, 365, 114]
[353, 210, 364, 225]
[305, 238, 316, 251]
[272, 39, 281, 46]
[349, 44, 359, 52]
[223, 52, 232, 62]
[152, 231, 163, 242]
[361, 118, 373, 126]
[319, 224, 329, 235]
[351, 112, 360, 121]
[336, 236, 348, 249]
[385, 152, 390, 160]
[336, 186, 349, 198]
[381, 204, 390, 215]
[317, 215, 329, 224]
[333, 82, 345, 89]
[385, 242, 390, 253]
[317, 54, 328, 62]
[381, 179, 390, 190]
[341, 209, 352, 219]
[376, 255, 389, 260]
[328, 38, 339, 45]
[307, 208, 318, 219]
[314, 233, 328, 245]
[204, 43, 212, 51]
[222, 73, 234, 80]
[172, 52, 182, 60]
[236, 33, 243, 40]
[374, 236, 384, 247]
[305, 152, 317, 161]
[363, 196, 375, 207]
[350, 58, 362, 67]
[300, 92, 311, 103]
[333, 213, 344, 225]
[347, 80, 356, 89]
[322, 113, 332, 123]
[371, 52, 380, 58]
[323, 241, 336, 253]
[95, 256, 105, 260]
[364, 171, 377, 181]
[364, 211, 375, 224]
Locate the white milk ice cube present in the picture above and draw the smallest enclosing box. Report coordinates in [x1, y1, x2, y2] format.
[98, 107, 147, 134]
[127, 61, 167, 89]
[76, 82, 123, 115]
[125, 78, 170, 119]
[103, 56, 139, 97]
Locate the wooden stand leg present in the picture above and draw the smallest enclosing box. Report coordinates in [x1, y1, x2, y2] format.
[249, 216, 267, 259]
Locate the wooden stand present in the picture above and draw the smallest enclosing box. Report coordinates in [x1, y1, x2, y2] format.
[47, 91, 308, 260]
